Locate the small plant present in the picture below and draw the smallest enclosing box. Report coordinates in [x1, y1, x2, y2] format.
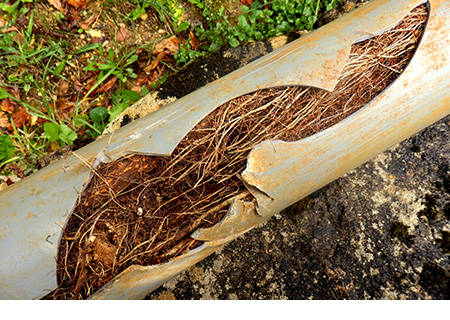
[89, 106, 110, 134]
[0, 134, 15, 162]
[84, 47, 138, 84]
[128, 0, 189, 32]
[174, 39, 204, 66]
[187, 0, 204, 10]
[0, 0, 35, 19]
[43, 122, 77, 146]
[195, 0, 343, 53]
[77, 46, 139, 116]
[108, 89, 142, 122]
[72, 89, 144, 138]
[195, 6, 237, 51]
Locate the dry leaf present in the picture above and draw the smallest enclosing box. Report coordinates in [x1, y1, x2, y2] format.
[9, 87, 20, 100]
[96, 76, 117, 93]
[131, 85, 142, 93]
[84, 75, 97, 92]
[0, 111, 9, 128]
[1, 100, 15, 113]
[56, 99, 75, 120]
[240, 0, 253, 5]
[144, 52, 165, 73]
[48, 0, 65, 13]
[66, 0, 89, 8]
[56, 79, 70, 96]
[73, 79, 84, 92]
[1, 25, 19, 34]
[80, 14, 98, 30]
[189, 31, 199, 50]
[10, 107, 30, 130]
[116, 23, 130, 42]
[153, 36, 181, 55]
[9, 30, 24, 43]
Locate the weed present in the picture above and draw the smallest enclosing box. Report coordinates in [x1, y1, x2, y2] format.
[43, 122, 77, 146]
[0, 134, 15, 162]
[72, 88, 144, 138]
[187, 0, 204, 10]
[128, 0, 188, 32]
[174, 39, 204, 66]
[108, 88, 142, 122]
[83, 47, 138, 85]
[0, 0, 35, 19]
[76, 45, 138, 118]
[196, 0, 344, 53]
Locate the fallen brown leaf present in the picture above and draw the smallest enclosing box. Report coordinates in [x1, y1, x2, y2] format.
[66, 0, 89, 8]
[240, 0, 253, 5]
[144, 51, 165, 73]
[136, 73, 150, 86]
[96, 76, 117, 93]
[84, 75, 97, 92]
[131, 85, 142, 93]
[116, 23, 130, 42]
[189, 31, 199, 50]
[153, 36, 181, 55]
[1, 25, 19, 33]
[80, 14, 98, 30]
[73, 79, 84, 92]
[9, 107, 30, 131]
[13, 31, 24, 44]
[1, 100, 15, 113]
[56, 99, 75, 120]
[8, 87, 20, 100]
[0, 111, 9, 128]
[48, 0, 65, 13]
[56, 79, 70, 96]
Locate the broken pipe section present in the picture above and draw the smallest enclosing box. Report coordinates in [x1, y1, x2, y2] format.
[0, 0, 448, 299]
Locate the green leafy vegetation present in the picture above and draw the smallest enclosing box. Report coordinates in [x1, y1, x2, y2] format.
[0, 0, 36, 18]
[0, 134, 15, 162]
[108, 89, 143, 122]
[43, 122, 77, 146]
[128, 0, 188, 32]
[195, 0, 344, 53]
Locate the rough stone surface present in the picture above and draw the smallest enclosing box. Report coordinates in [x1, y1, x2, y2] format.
[147, 116, 449, 300]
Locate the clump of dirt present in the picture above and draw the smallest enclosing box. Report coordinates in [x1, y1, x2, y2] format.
[47, 4, 428, 299]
